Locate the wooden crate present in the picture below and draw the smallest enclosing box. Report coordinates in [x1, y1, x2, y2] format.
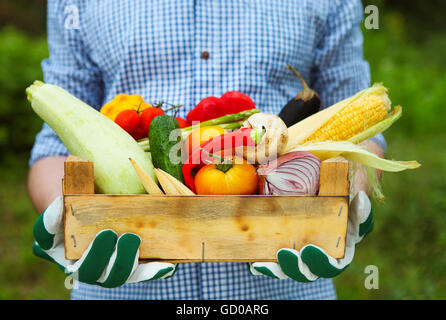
[63, 155, 349, 262]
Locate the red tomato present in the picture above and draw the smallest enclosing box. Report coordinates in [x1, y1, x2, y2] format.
[132, 126, 147, 140]
[114, 109, 141, 137]
[220, 91, 256, 114]
[140, 107, 165, 136]
[175, 117, 189, 128]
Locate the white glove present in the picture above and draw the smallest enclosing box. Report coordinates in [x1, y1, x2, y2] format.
[33, 197, 177, 288]
[249, 191, 373, 282]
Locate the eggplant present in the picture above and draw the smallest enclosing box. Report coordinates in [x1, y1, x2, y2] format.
[278, 65, 321, 127]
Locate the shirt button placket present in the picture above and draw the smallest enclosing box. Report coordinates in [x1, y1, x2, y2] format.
[195, 1, 219, 301]
[195, 1, 220, 99]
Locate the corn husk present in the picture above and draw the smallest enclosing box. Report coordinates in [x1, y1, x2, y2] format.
[290, 141, 420, 171]
[349, 160, 385, 202]
[289, 141, 420, 201]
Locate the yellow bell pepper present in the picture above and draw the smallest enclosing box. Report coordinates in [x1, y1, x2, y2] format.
[100, 94, 151, 121]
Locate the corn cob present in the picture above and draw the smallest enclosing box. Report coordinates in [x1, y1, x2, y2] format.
[154, 169, 179, 195]
[303, 88, 390, 143]
[158, 169, 195, 195]
[129, 158, 164, 194]
[284, 83, 394, 153]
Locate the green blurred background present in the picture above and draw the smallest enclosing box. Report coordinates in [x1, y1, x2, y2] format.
[0, 0, 445, 299]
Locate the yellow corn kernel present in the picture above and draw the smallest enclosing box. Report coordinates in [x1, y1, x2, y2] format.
[304, 94, 390, 143]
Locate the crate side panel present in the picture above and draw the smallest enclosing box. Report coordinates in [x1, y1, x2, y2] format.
[64, 195, 348, 261]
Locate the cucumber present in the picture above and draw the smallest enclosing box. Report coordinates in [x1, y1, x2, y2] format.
[149, 115, 185, 182]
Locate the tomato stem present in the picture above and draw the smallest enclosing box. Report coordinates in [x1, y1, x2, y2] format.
[152, 101, 183, 113]
[215, 163, 233, 173]
[136, 102, 142, 114]
[163, 104, 183, 112]
[200, 148, 233, 172]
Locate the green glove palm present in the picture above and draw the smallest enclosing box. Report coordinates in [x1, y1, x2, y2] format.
[249, 191, 373, 282]
[33, 197, 177, 288]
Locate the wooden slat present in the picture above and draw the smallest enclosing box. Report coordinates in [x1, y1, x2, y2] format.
[64, 194, 348, 262]
[318, 157, 349, 196]
[63, 155, 94, 194]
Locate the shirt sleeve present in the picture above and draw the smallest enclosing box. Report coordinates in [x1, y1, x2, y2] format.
[310, 0, 386, 151]
[29, 0, 103, 167]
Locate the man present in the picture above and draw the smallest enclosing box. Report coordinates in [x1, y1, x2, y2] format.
[29, 0, 385, 299]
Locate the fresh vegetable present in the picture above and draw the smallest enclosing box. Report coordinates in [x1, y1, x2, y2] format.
[304, 88, 389, 143]
[114, 109, 145, 140]
[129, 157, 163, 194]
[149, 115, 185, 182]
[100, 94, 151, 121]
[155, 168, 195, 195]
[175, 117, 190, 128]
[115, 109, 141, 134]
[137, 122, 244, 153]
[284, 83, 395, 152]
[182, 127, 265, 192]
[234, 113, 288, 164]
[182, 109, 259, 133]
[26, 81, 155, 194]
[257, 151, 321, 195]
[137, 109, 259, 152]
[138, 138, 151, 152]
[184, 126, 227, 157]
[278, 65, 321, 127]
[186, 92, 256, 124]
[220, 91, 256, 115]
[137, 122, 241, 153]
[348, 106, 402, 144]
[187, 96, 223, 123]
[194, 156, 258, 195]
[111, 104, 165, 140]
[105, 98, 183, 140]
[140, 106, 165, 136]
[154, 168, 178, 195]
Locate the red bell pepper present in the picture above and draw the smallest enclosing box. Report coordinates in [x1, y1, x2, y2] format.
[186, 97, 223, 124]
[186, 92, 256, 124]
[182, 127, 264, 192]
[220, 91, 256, 114]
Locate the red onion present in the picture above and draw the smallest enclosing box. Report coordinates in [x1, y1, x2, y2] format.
[257, 151, 321, 195]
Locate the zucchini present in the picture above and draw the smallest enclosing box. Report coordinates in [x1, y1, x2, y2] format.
[26, 81, 156, 194]
[149, 115, 185, 183]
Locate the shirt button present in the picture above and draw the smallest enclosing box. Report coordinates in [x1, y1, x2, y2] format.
[201, 51, 210, 60]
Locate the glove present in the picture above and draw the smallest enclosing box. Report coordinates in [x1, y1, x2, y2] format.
[32, 197, 177, 288]
[249, 191, 373, 282]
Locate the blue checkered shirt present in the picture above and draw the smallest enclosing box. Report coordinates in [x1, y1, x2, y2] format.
[30, 0, 385, 300]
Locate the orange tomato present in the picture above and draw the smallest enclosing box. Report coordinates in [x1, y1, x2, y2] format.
[194, 157, 258, 195]
[184, 126, 226, 157]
